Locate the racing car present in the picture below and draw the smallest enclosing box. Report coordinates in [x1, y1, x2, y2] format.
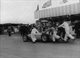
[22, 27, 75, 43]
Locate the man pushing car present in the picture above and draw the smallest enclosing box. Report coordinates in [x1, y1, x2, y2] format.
[58, 19, 75, 42]
[30, 24, 41, 43]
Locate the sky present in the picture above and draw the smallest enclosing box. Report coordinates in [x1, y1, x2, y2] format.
[1, 0, 80, 24]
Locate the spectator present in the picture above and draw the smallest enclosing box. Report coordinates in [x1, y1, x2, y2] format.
[7, 26, 12, 36]
[74, 21, 80, 38]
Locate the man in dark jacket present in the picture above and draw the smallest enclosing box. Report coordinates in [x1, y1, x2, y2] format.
[7, 26, 12, 36]
[74, 21, 80, 38]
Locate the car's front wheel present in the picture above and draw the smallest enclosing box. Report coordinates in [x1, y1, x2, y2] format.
[22, 35, 28, 42]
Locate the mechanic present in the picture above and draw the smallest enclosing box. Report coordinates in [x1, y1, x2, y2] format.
[44, 25, 60, 42]
[58, 19, 74, 41]
[51, 26, 60, 42]
[31, 25, 41, 43]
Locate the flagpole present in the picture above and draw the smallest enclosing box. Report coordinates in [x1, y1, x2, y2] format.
[35, 4, 39, 11]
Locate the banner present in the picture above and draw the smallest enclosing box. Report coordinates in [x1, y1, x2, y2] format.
[42, 0, 51, 8]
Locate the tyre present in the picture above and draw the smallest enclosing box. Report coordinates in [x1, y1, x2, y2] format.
[22, 35, 28, 42]
[41, 34, 48, 42]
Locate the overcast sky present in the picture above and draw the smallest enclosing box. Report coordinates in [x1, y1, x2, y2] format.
[1, 0, 79, 24]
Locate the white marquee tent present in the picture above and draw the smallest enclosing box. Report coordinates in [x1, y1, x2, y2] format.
[34, 0, 80, 19]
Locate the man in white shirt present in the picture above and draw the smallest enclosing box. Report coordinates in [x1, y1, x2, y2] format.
[31, 25, 41, 43]
[58, 19, 74, 41]
[50, 27, 60, 42]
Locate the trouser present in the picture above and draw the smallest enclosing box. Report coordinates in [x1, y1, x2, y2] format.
[64, 30, 74, 41]
[58, 27, 65, 39]
[31, 34, 37, 42]
[8, 32, 11, 36]
[52, 31, 60, 42]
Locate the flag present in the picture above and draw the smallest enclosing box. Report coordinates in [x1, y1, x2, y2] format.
[42, 0, 51, 8]
[36, 5, 39, 11]
[63, 0, 67, 3]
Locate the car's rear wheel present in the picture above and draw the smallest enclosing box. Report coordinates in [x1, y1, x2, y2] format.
[41, 34, 48, 42]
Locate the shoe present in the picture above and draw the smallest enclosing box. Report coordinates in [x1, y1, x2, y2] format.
[64, 39, 67, 42]
[32, 41, 36, 43]
[72, 39, 75, 42]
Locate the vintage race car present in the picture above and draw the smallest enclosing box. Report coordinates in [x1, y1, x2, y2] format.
[22, 27, 75, 43]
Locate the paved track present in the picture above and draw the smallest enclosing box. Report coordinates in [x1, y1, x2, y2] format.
[0, 34, 80, 58]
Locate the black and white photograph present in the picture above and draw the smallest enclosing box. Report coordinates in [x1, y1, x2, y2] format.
[0, 0, 80, 58]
